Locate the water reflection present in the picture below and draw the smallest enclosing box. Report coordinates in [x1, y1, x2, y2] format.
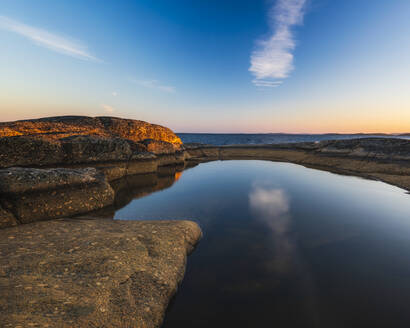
[249, 186, 293, 273]
[249, 185, 321, 325]
[85, 164, 190, 218]
[104, 160, 410, 327]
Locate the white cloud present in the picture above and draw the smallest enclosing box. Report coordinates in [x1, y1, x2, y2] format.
[0, 16, 100, 62]
[111, 91, 118, 96]
[130, 79, 175, 93]
[249, 0, 307, 87]
[101, 104, 115, 113]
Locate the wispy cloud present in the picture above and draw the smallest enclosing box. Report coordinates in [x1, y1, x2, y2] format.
[249, 0, 307, 87]
[0, 16, 100, 61]
[130, 79, 176, 93]
[101, 104, 115, 113]
[111, 91, 118, 96]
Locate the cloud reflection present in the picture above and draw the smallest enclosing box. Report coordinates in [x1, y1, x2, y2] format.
[249, 186, 293, 273]
[249, 184, 321, 322]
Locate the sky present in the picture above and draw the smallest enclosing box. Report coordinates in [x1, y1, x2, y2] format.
[1, 0, 410, 133]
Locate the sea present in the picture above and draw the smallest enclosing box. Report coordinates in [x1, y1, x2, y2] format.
[177, 133, 409, 146]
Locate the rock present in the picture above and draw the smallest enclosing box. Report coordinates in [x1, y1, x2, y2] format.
[60, 135, 133, 163]
[0, 117, 183, 168]
[0, 167, 114, 226]
[316, 138, 410, 160]
[0, 136, 65, 168]
[140, 139, 180, 154]
[99, 116, 182, 146]
[0, 204, 18, 229]
[0, 167, 102, 194]
[0, 218, 202, 328]
[0, 116, 182, 146]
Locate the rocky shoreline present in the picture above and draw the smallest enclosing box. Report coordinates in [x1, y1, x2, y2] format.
[2, 135, 408, 229]
[185, 138, 410, 192]
[0, 116, 409, 327]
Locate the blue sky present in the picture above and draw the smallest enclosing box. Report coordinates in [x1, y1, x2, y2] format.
[1, 0, 410, 133]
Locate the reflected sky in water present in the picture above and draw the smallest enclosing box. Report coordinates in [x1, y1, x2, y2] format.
[114, 160, 410, 328]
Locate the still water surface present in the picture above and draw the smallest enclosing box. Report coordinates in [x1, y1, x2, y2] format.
[114, 161, 410, 328]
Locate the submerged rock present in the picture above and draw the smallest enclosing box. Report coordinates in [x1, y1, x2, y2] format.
[0, 218, 201, 328]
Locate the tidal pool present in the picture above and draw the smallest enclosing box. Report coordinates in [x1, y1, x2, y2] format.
[114, 160, 410, 328]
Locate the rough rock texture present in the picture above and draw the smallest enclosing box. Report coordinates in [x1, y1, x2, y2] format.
[60, 135, 134, 163]
[0, 116, 182, 145]
[0, 136, 65, 168]
[0, 167, 102, 194]
[0, 117, 182, 169]
[0, 219, 202, 328]
[141, 139, 181, 154]
[311, 138, 410, 160]
[0, 205, 18, 229]
[0, 167, 114, 226]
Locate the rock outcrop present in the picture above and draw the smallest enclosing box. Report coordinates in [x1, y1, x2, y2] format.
[0, 116, 182, 145]
[0, 167, 114, 226]
[0, 218, 202, 328]
[0, 136, 65, 168]
[315, 137, 410, 160]
[0, 116, 182, 169]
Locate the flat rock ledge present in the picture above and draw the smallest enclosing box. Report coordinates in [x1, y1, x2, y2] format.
[0, 218, 202, 328]
[0, 167, 114, 228]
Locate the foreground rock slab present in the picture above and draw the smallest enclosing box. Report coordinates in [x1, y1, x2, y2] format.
[0, 219, 201, 328]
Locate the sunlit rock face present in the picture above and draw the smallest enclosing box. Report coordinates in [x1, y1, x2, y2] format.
[0, 116, 183, 168]
[140, 138, 181, 154]
[0, 116, 182, 146]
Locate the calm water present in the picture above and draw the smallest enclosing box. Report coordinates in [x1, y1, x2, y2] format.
[113, 161, 410, 328]
[178, 133, 410, 145]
